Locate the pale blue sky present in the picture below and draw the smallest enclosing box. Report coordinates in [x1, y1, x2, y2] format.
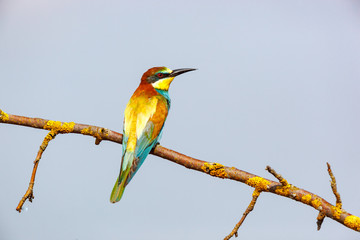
[1, 0, 360, 239]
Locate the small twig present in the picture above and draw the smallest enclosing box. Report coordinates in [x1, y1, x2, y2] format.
[95, 138, 102, 145]
[316, 163, 342, 230]
[327, 162, 342, 208]
[224, 190, 261, 240]
[317, 212, 326, 230]
[16, 130, 58, 212]
[266, 165, 289, 186]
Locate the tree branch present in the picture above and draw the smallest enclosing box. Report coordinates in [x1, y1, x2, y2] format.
[1, 109, 360, 234]
[16, 130, 58, 212]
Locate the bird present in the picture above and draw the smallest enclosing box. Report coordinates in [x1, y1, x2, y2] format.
[110, 66, 196, 203]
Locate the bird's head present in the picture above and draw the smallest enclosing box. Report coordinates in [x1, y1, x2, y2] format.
[141, 67, 196, 91]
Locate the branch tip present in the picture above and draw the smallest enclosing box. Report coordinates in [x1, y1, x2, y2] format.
[317, 212, 326, 230]
[224, 189, 261, 240]
[327, 162, 342, 208]
[266, 166, 289, 186]
[95, 138, 102, 145]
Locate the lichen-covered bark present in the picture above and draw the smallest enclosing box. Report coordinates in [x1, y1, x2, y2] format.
[1, 109, 359, 232]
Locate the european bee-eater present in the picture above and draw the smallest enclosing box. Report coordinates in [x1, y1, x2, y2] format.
[110, 66, 196, 203]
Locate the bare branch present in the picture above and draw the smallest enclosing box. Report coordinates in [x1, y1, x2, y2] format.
[1, 109, 360, 232]
[316, 162, 343, 231]
[266, 165, 289, 186]
[327, 162, 342, 208]
[16, 130, 58, 212]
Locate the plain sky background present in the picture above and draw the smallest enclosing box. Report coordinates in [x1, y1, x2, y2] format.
[1, 0, 360, 239]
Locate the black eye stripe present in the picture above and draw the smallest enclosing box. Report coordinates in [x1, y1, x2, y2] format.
[147, 72, 170, 83]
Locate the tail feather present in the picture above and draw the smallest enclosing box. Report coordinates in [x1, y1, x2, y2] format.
[110, 151, 134, 203]
[110, 167, 131, 203]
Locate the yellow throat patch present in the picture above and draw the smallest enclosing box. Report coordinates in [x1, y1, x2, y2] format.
[151, 77, 175, 91]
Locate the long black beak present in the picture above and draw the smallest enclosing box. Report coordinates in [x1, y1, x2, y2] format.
[169, 68, 197, 77]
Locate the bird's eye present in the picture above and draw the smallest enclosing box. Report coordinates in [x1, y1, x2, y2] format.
[156, 73, 164, 78]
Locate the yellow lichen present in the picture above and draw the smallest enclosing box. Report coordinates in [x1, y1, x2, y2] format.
[246, 177, 270, 192]
[0, 109, 9, 122]
[61, 121, 75, 133]
[252, 189, 261, 197]
[331, 204, 342, 219]
[311, 197, 322, 209]
[43, 130, 57, 144]
[201, 162, 228, 178]
[44, 120, 75, 133]
[344, 215, 360, 231]
[81, 127, 92, 135]
[81, 127, 102, 139]
[44, 120, 60, 130]
[275, 184, 292, 196]
[301, 194, 312, 204]
[279, 178, 288, 186]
